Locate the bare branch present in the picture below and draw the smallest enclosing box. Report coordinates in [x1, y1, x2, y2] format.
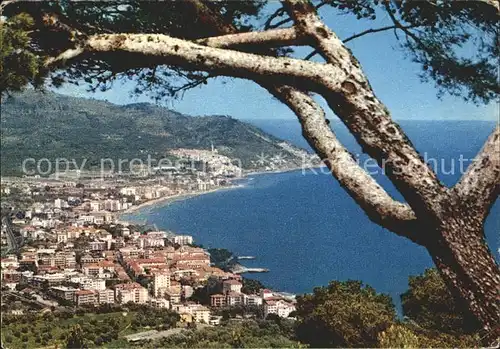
[191, 0, 420, 239]
[303, 49, 318, 60]
[267, 17, 294, 30]
[266, 0, 329, 29]
[44, 47, 84, 67]
[342, 25, 416, 43]
[0, 0, 20, 16]
[383, 1, 428, 50]
[264, 7, 287, 29]
[454, 126, 500, 220]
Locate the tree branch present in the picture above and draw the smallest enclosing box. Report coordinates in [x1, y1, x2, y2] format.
[265, 0, 329, 29]
[191, 0, 420, 241]
[303, 49, 318, 61]
[0, 0, 19, 16]
[44, 47, 85, 67]
[46, 33, 346, 91]
[195, 27, 303, 49]
[266, 85, 420, 243]
[41, 1, 420, 241]
[283, 0, 446, 218]
[342, 25, 417, 43]
[454, 126, 500, 221]
[303, 24, 418, 61]
[264, 7, 287, 29]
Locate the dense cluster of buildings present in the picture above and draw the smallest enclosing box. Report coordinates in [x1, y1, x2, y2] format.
[0, 162, 295, 324]
[0, 151, 297, 325]
[1, 222, 296, 323]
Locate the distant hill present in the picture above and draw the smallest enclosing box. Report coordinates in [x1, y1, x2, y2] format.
[0, 91, 310, 176]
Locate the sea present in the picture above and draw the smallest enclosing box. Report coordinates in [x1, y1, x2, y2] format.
[122, 120, 499, 309]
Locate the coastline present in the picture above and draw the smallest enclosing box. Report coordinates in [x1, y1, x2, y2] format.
[244, 164, 324, 177]
[119, 183, 245, 218]
[119, 164, 324, 222]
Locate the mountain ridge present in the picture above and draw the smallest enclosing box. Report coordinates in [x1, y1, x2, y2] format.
[0, 91, 311, 176]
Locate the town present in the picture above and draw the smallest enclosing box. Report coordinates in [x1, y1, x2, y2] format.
[0, 148, 298, 346]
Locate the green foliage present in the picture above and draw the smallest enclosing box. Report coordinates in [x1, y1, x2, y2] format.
[401, 268, 480, 334]
[1, 1, 497, 104]
[129, 305, 180, 330]
[322, 0, 499, 103]
[2, 1, 265, 100]
[207, 248, 234, 267]
[0, 13, 42, 96]
[0, 307, 179, 348]
[241, 278, 265, 294]
[65, 325, 88, 349]
[145, 319, 303, 348]
[378, 324, 420, 348]
[1, 91, 304, 175]
[295, 280, 397, 348]
[378, 324, 480, 348]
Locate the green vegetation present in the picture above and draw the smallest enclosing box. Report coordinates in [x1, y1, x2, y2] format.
[0, 14, 41, 95]
[140, 319, 301, 348]
[1, 269, 481, 348]
[291, 270, 481, 348]
[401, 268, 480, 334]
[241, 278, 266, 294]
[207, 248, 234, 267]
[0, 305, 179, 349]
[295, 280, 396, 348]
[1, 91, 306, 175]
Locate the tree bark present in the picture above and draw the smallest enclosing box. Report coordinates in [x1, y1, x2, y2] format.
[455, 126, 500, 221]
[426, 212, 500, 336]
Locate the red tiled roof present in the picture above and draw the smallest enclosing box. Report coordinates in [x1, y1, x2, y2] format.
[115, 282, 143, 290]
[223, 279, 242, 285]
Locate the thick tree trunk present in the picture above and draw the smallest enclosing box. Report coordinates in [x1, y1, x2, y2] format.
[425, 209, 500, 337]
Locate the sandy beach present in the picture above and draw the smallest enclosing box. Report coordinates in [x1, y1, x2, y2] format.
[119, 164, 323, 220]
[120, 183, 245, 217]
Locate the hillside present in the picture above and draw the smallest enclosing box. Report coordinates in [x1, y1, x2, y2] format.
[0, 91, 311, 176]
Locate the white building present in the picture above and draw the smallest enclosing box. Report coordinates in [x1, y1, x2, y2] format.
[78, 215, 95, 224]
[222, 279, 242, 294]
[148, 298, 170, 309]
[260, 289, 274, 300]
[80, 277, 106, 291]
[97, 289, 115, 304]
[169, 235, 194, 246]
[120, 187, 137, 196]
[115, 282, 149, 304]
[54, 198, 63, 209]
[264, 299, 296, 318]
[89, 201, 101, 211]
[172, 303, 211, 323]
[244, 294, 263, 306]
[152, 272, 171, 297]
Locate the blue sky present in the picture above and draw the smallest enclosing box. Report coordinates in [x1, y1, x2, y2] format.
[54, 5, 497, 121]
